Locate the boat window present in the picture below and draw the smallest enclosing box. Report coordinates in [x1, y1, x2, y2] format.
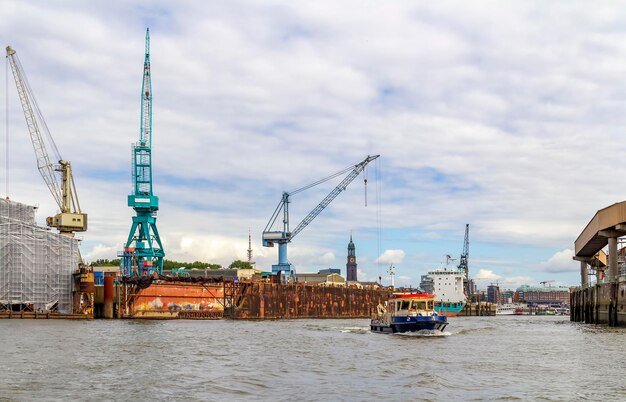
[427, 301, 433, 309]
[400, 300, 410, 310]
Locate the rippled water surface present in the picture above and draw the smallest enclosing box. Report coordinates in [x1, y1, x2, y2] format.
[1, 316, 625, 401]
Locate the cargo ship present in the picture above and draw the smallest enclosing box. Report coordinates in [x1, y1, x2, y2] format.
[419, 265, 467, 317]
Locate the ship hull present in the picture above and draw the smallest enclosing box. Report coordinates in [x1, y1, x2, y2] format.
[123, 282, 224, 319]
[115, 279, 386, 320]
[435, 301, 466, 317]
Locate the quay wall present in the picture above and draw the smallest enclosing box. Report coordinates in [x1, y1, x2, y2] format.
[459, 302, 496, 316]
[571, 281, 626, 327]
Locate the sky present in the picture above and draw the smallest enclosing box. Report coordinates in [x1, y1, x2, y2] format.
[2, 1, 625, 290]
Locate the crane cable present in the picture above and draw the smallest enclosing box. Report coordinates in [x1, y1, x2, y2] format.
[288, 163, 355, 196]
[364, 165, 368, 207]
[376, 157, 382, 284]
[5, 54, 9, 200]
[15, 53, 62, 162]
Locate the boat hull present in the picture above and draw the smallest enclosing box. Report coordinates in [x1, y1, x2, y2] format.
[370, 316, 448, 333]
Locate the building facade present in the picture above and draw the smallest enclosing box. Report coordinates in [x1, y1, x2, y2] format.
[516, 285, 571, 305]
[296, 272, 346, 286]
[487, 284, 500, 304]
[419, 275, 434, 294]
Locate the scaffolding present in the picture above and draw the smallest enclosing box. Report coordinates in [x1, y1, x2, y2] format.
[0, 199, 78, 313]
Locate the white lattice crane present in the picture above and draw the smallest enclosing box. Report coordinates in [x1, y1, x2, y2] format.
[6, 46, 87, 236]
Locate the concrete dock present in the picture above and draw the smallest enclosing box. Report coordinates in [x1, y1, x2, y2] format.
[571, 201, 626, 326]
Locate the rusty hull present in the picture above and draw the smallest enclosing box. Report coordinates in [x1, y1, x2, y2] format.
[124, 282, 224, 319]
[230, 282, 386, 319]
[119, 279, 387, 320]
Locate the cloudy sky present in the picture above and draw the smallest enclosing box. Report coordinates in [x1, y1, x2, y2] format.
[2, 1, 625, 289]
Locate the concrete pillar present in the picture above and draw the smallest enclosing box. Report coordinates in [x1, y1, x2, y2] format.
[580, 261, 588, 287]
[609, 236, 618, 281]
[597, 268, 604, 284]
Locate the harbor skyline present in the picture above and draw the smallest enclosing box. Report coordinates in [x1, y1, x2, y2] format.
[2, 2, 625, 288]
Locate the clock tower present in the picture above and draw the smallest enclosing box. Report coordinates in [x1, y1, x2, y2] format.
[346, 235, 357, 282]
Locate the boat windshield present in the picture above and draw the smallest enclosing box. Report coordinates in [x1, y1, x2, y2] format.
[410, 300, 426, 310]
[410, 300, 434, 310]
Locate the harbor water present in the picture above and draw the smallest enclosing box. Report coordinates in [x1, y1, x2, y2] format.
[1, 316, 625, 401]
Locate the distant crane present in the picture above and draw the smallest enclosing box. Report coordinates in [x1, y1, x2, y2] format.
[388, 264, 396, 289]
[457, 224, 470, 298]
[6, 46, 87, 237]
[540, 280, 555, 287]
[122, 29, 164, 276]
[262, 155, 379, 281]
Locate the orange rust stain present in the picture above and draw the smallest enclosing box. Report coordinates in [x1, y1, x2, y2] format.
[132, 283, 224, 314]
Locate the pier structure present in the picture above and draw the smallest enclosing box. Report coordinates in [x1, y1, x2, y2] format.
[572, 201, 626, 326]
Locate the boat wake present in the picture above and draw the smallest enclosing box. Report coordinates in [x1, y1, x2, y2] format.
[394, 329, 451, 337]
[340, 326, 370, 334]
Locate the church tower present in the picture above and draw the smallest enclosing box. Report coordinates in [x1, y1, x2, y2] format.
[346, 235, 357, 282]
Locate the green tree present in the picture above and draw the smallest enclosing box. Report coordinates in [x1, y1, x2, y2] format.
[162, 259, 221, 270]
[91, 258, 120, 266]
[229, 260, 252, 269]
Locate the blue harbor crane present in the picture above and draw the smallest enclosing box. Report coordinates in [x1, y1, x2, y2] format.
[262, 155, 379, 282]
[122, 28, 164, 276]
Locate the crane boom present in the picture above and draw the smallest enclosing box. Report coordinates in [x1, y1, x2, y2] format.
[6, 46, 86, 236]
[262, 154, 379, 281]
[291, 155, 379, 239]
[6, 46, 63, 207]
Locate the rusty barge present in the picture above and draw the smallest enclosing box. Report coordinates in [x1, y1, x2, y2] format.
[94, 275, 387, 320]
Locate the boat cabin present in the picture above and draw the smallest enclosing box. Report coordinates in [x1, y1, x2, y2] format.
[372, 292, 448, 333]
[386, 293, 436, 316]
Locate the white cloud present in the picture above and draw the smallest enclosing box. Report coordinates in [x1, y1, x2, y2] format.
[83, 243, 118, 262]
[472, 269, 532, 289]
[537, 249, 577, 273]
[3, 2, 626, 286]
[376, 249, 406, 265]
[315, 252, 336, 265]
[474, 269, 501, 281]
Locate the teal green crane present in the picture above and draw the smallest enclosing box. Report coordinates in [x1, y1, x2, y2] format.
[123, 28, 164, 275]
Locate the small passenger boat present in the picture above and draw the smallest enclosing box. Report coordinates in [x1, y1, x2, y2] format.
[370, 293, 448, 333]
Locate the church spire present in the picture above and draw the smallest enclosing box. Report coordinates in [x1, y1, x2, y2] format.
[346, 233, 357, 282]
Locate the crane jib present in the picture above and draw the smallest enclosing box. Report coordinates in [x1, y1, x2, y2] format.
[6, 45, 87, 235]
[263, 154, 379, 243]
